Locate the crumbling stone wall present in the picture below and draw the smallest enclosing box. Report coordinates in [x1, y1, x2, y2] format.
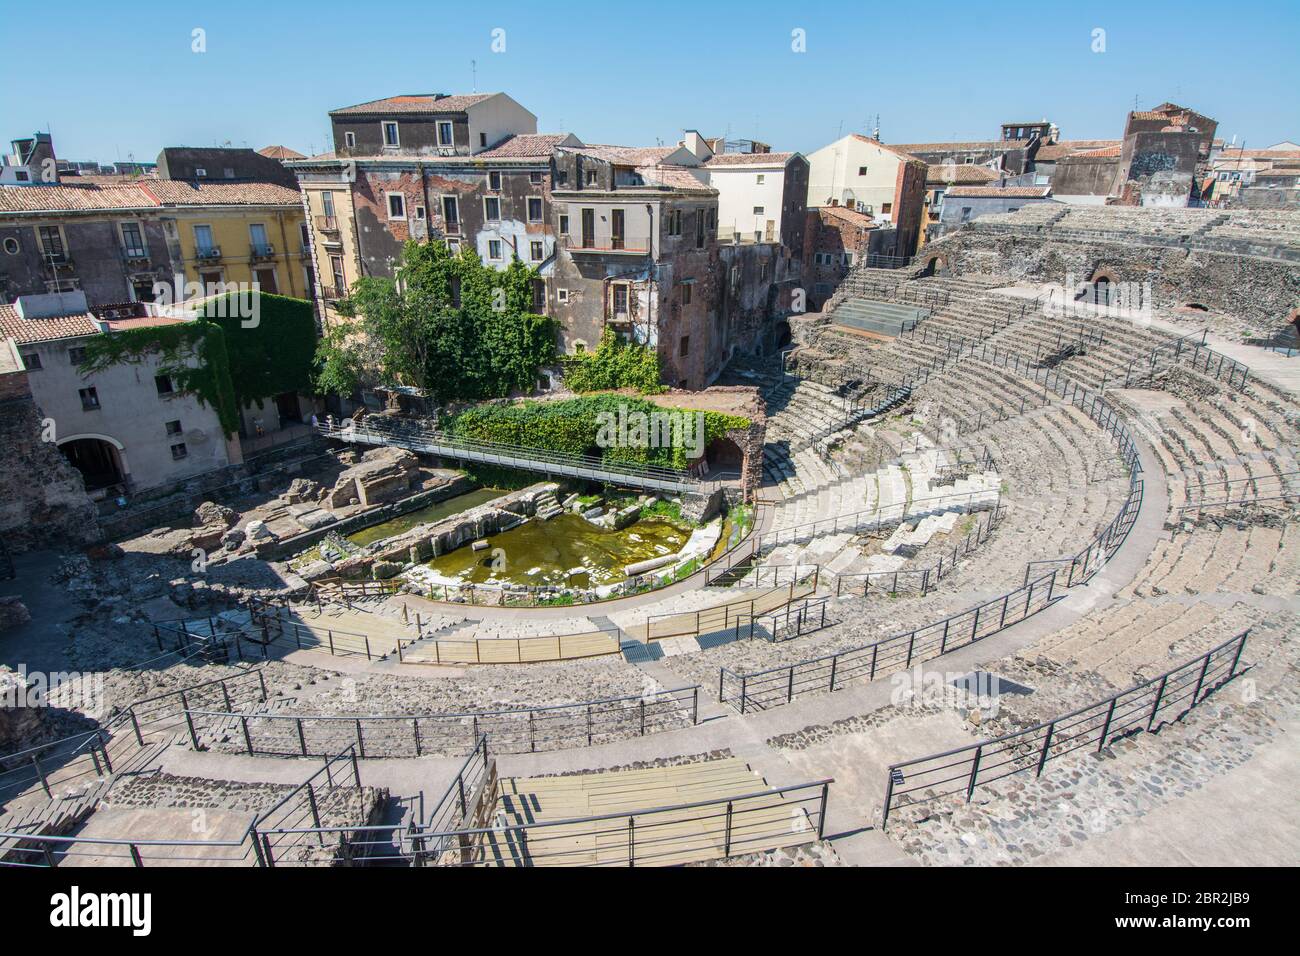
[0, 371, 99, 552]
[919, 222, 1300, 335]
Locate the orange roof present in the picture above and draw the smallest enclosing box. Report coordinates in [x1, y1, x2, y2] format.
[329, 93, 495, 115]
[0, 303, 98, 345]
[258, 145, 306, 160]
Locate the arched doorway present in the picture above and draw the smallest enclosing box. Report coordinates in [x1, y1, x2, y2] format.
[704, 436, 744, 475]
[774, 320, 792, 351]
[919, 254, 948, 278]
[59, 436, 126, 492]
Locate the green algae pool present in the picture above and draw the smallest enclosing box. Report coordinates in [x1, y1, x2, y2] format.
[423, 512, 690, 588]
[346, 488, 505, 548]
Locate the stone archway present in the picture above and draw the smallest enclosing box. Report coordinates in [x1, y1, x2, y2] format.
[58, 434, 127, 492]
[704, 436, 744, 474]
[919, 254, 949, 278]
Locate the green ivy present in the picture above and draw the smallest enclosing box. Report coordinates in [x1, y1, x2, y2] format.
[78, 321, 241, 437]
[563, 329, 665, 394]
[200, 292, 316, 412]
[445, 395, 749, 471]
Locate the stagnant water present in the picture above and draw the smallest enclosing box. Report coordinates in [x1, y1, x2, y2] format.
[423, 512, 690, 588]
[346, 488, 505, 548]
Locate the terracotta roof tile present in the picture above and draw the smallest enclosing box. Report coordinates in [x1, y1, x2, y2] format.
[258, 145, 306, 160]
[0, 183, 155, 214]
[944, 185, 1052, 198]
[329, 93, 495, 115]
[0, 304, 98, 345]
[704, 152, 796, 166]
[476, 134, 576, 158]
[888, 139, 1032, 153]
[926, 164, 1000, 185]
[142, 181, 302, 206]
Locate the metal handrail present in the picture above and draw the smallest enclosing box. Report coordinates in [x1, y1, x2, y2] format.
[881, 630, 1250, 828]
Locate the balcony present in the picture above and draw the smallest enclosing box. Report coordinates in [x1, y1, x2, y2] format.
[320, 285, 346, 302]
[315, 215, 340, 234]
[250, 243, 276, 261]
[561, 236, 649, 256]
[122, 246, 150, 266]
[196, 246, 222, 261]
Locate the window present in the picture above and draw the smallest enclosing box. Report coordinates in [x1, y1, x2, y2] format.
[695, 210, 705, 248]
[667, 209, 682, 236]
[165, 420, 183, 436]
[611, 208, 625, 249]
[223, 168, 235, 179]
[555, 170, 568, 186]
[155, 374, 174, 396]
[20, 351, 40, 370]
[120, 222, 146, 257]
[527, 197, 543, 222]
[2, 237, 18, 255]
[680, 282, 693, 305]
[858, 166, 867, 176]
[756, 174, 765, 184]
[39, 225, 65, 259]
[488, 239, 503, 260]
[612, 284, 629, 318]
[679, 335, 690, 357]
[170, 442, 188, 460]
[387, 193, 406, 219]
[68, 346, 87, 365]
[447, 239, 461, 255]
[881, 203, 892, 215]
[329, 254, 345, 294]
[488, 171, 501, 190]
[344, 131, 356, 149]
[960, 207, 972, 222]
[200, 270, 223, 292]
[254, 267, 278, 294]
[249, 222, 270, 253]
[484, 197, 501, 221]
[194, 224, 215, 254]
[414, 205, 425, 222]
[79, 387, 99, 410]
[479, 132, 488, 148]
[322, 191, 336, 217]
[441, 196, 460, 232]
[585, 169, 598, 186]
[557, 288, 569, 303]
[530, 240, 544, 261]
[530, 171, 543, 185]
[1007, 207, 1020, 214]
[195, 167, 207, 177]
[14, 170, 28, 182]
[382, 122, 400, 147]
[558, 214, 569, 235]
[437, 122, 454, 146]
[753, 206, 765, 215]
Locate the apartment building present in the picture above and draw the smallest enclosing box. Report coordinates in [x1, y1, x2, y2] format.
[294, 96, 808, 390]
[804, 134, 927, 258]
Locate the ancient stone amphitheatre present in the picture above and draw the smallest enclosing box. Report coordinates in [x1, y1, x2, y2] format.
[2, 205, 1298, 869]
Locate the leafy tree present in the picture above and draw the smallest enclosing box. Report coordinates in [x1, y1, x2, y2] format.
[314, 240, 556, 404]
[563, 328, 665, 394]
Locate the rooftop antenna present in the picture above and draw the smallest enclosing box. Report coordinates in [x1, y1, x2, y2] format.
[471, 59, 477, 93]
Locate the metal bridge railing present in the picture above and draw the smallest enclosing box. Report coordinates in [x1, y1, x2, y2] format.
[881, 630, 1250, 829]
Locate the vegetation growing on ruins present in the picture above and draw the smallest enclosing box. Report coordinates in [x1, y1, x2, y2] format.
[315, 240, 556, 404]
[200, 292, 316, 413]
[77, 292, 316, 439]
[444, 394, 749, 470]
[78, 321, 241, 437]
[563, 329, 665, 394]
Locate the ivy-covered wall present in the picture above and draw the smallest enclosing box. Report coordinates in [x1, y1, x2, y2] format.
[445, 394, 750, 471]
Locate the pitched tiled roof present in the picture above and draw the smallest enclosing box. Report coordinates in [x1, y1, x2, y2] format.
[1075, 144, 1121, 158]
[1035, 140, 1121, 161]
[816, 205, 879, 228]
[0, 303, 98, 344]
[258, 145, 306, 160]
[476, 133, 577, 158]
[704, 152, 796, 166]
[329, 93, 495, 115]
[0, 184, 155, 214]
[0, 179, 301, 215]
[945, 186, 1052, 198]
[926, 164, 999, 185]
[142, 181, 302, 206]
[636, 165, 713, 192]
[888, 139, 1032, 153]
[848, 135, 925, 163]
[568, 144, 677, 166]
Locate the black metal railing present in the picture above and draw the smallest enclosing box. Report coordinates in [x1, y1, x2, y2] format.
[1176, 470, 1300, 518]
[718, 568, 1060, 712]
[182, 685, 701, 758]
[412, 777, 833, 867]
[881, 630, 1250, 828]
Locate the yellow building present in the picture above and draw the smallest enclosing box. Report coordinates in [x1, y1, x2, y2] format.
[146, 181, 308, 299]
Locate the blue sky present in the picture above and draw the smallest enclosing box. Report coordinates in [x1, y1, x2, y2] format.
[4, 0, 1298, 164]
